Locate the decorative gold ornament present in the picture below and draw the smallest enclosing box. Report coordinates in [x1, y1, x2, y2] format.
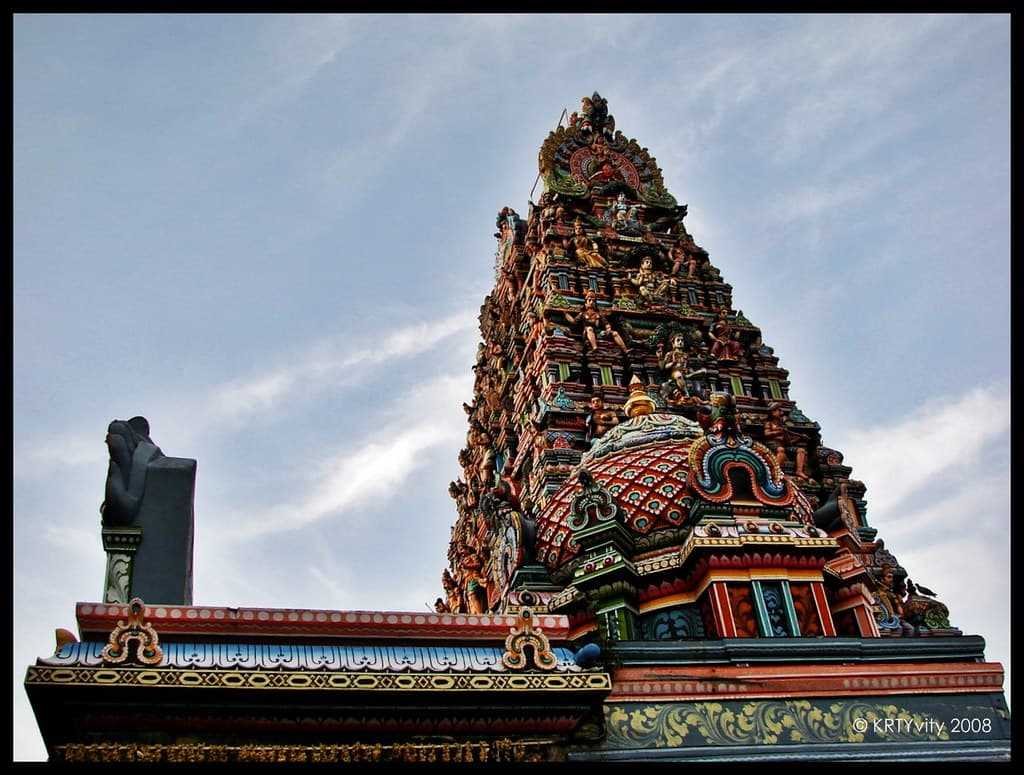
[502, 607, 558, 670]
[100, 598, 163, 665]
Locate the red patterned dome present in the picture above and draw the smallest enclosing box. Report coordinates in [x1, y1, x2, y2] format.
[532, 408, 816, 579]
[534, 412, 703, 574]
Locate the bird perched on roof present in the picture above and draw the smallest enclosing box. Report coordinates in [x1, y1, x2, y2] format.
[906, 579, 937, 597]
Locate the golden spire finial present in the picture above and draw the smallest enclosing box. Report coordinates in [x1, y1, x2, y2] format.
[623, 375, 655, 418]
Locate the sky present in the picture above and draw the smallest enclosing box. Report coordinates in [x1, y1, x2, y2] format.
[13, 13, 1010, 762]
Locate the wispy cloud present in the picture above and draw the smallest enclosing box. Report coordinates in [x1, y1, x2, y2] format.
[13, 432, 106, 474]
[203, 310, 476, 429]
[831, 385, 1009, 511]
[719, 17, 949, 166]
[14, 311, 478, 479]
[873, 465, 1007, 544]
[265, 15, 357, 91]
[228, 16, 361, 128]
[306, 564, 357, 609]
[764, 173, 893, 222]
[205, 372, 471, 541]
[637, 17, 939, 175]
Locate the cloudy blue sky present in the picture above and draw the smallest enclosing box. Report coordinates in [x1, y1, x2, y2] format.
[13, 14, 1010, 761]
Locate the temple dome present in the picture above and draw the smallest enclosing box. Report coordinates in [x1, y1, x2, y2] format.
[533, 412, 700, 576]
[532, 408, 816, 581]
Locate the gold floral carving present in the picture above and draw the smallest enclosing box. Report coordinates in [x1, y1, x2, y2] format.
[605, 699, 951, 748]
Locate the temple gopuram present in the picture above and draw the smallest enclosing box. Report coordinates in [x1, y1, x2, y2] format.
[24, 93, 1010, 763]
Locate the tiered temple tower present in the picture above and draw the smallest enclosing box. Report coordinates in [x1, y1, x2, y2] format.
[443, 92, 943, 647]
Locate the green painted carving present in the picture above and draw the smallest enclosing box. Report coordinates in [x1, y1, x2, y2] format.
[548, 294, 571, 309]
[104, 554, 132, 604]
[545, 169, 587, 198]
[638, 183, 676, 209]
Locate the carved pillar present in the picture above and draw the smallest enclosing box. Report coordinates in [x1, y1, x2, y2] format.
[571, 519, 640, 644]
[101, 526, 142, 604]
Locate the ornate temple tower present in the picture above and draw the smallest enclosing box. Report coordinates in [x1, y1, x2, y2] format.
[444, 91, 959, 646]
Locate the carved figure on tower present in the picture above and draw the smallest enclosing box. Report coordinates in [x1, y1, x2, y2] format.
[764, 402, 816, 483]
[708, 307, 743, 361]
[630, 255, 674, 307]
[570, 91, 613, 137]
[585, 394, 621, 442]
[656, 330, 707, 407]
[571, 219, 608, 268]
[563, 289, 630, 354]
[872, 564, 917, 637]
[605, 192, 641, 233]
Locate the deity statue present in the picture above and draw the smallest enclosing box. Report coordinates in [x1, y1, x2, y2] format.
[630, 256, 673, 307]
[586, 395, 620, 442]
[656, 331, 707, 406]
[563, 289, 630, 354]
[763, 402, 815, 482]
[571, 219, 608, 268]
[708, 307, 743, 361]
[606, 192, 640, 232]
[873, 565, 917, 637]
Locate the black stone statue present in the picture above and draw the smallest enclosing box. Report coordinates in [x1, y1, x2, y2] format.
[101, 416, 164, 527]
[99, 415, 197, 605]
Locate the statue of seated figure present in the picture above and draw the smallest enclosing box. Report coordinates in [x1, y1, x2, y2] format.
[101, 416, 164, 527]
